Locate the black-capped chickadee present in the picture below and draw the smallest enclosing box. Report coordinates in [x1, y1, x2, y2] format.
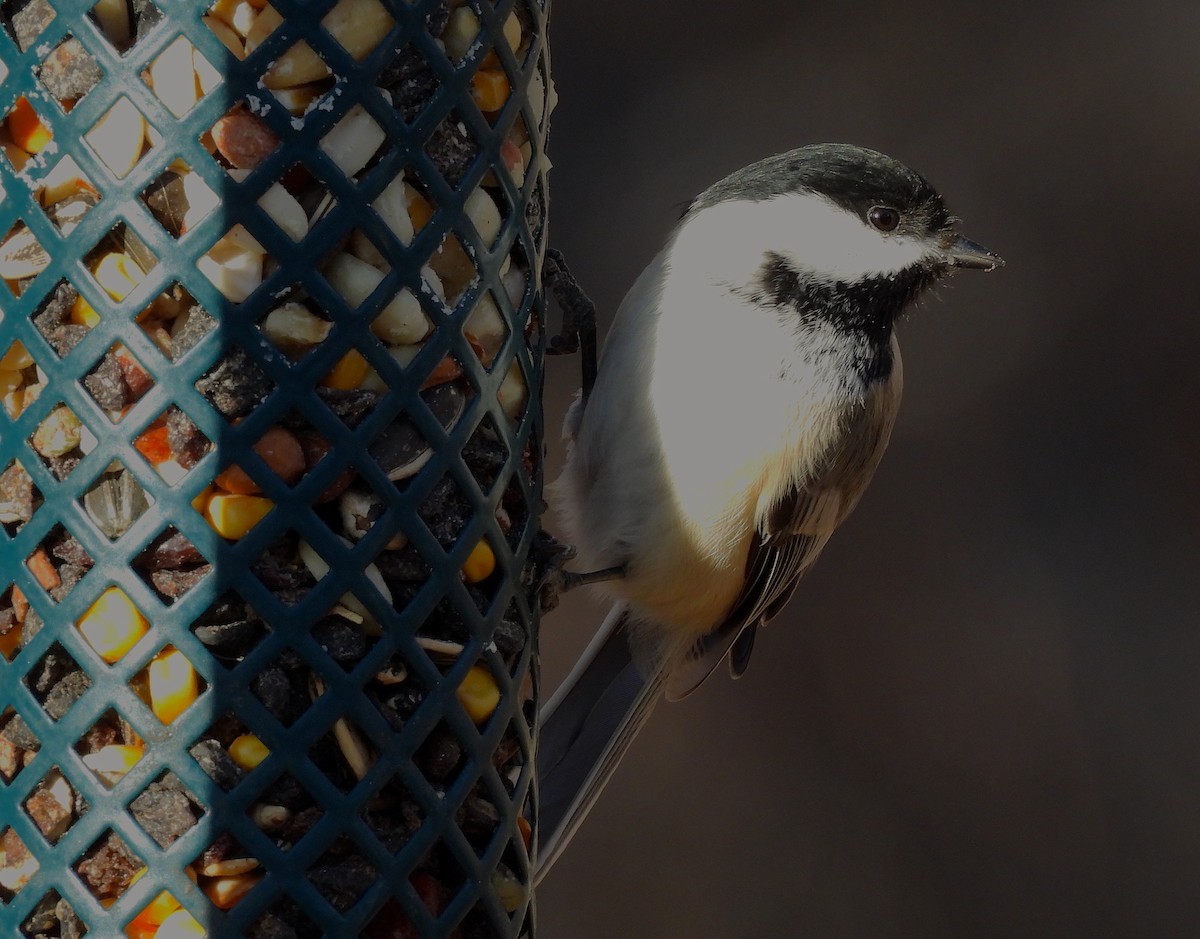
[536, 143, 1003, 879]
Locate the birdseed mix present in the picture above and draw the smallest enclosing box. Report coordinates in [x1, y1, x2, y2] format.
[0, 0, 549, 934]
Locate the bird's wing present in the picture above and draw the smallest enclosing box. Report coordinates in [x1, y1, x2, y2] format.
[664, 346, 904, 700]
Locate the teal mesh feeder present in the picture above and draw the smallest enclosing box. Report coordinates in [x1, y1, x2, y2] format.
[0, 0, 550, 934]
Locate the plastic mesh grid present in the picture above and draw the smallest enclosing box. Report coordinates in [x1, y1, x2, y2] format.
[0, 0, 548, 935]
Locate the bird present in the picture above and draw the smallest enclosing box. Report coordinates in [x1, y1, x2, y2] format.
[535, 143, 1003, 880]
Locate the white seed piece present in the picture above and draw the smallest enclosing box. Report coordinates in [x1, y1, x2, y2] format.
[270, 83, 325, 116]
[197, 235, 262, 302]
[210, 0, 260, 37]
[358, 341, 419, 393]
[443, 7, 480, 60]
[309, 674, 373, 781]
[319, 104, 385, 177]
[464, 291, 506, 365]
[39, 157, 89, 207]
[92, 0, 131, 47]
[260, 302, 331, 354]
[201, 857, 260, 877]
[297, 537, 392, 627]
[373, 174, 415, 247]
[243, 4, 283, 54]
[250, 803, 290, 831]
[325, 252, 431, 345]
[228, 169, 308, 242]
[181, 171, 219, 231]
[264, 39, 329, 89]
[464, 187, 502, 248]
[498, 359, 527, 422]
[416, 636, 466, 660]
[149, 35, 199, 118]
[321, 0, 395, 59]
[84, 97, 146, 179]
[375, 663, 408, 685]
[0, 225, 49, 280]
[223, 223, 265, 255]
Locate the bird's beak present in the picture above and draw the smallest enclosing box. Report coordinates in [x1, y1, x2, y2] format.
[943, 234, 1005, 271]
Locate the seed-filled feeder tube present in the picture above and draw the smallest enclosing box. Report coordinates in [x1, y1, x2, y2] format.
[0, 0, 550, 935]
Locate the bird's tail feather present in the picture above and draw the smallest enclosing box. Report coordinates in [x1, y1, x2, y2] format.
[534, 604, 664, 884]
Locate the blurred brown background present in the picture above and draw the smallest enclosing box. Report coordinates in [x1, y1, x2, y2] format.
[533, 1, 1200, 936]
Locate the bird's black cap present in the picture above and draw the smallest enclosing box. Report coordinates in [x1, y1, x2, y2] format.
[688, 143, 953, 236]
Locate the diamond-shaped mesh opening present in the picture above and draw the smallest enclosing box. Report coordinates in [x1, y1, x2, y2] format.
[134, 406, 211, 483]
[82, 344, 154, 419]
[133, 645, 205, 727]
[80, 461, 153, 541]
[23, 766, 82, 845]
[246, 770, 324, 851]
[190, 592, 265, 666]
[309, 677, 373, 793]
[88, 0, 162, 53]
[38, 157, 100, 235]
[367, 384, 466, 483]
[318, 103, 387, 181]
[5, 0, 55, 49]
[142, 164, 217, 240]
[464, 289, 511, 370]
[20, 890, 88, 937]
[322, 246, 434, 347]
[135, 527, 211, 604]
[196, 344, 274, 419]
[251, 898, 318, 938]
[27, 527, 95, 604]
[423, 110, 479, 192]
[143, 33, 213, 119]
[258, 295, 331, 362]
[0, 586, 23, 661]
[193, 832, 262, 910]
[26, 641, 90, 721]
[0, 706, 39, 784]
[0, 218, 50, 295]
[250, 649, 306, 728]
[84, 96, 150, 179]
[76, 586, 150, 666]
[2, 829, 42, 898]
[306, 848, 376, 916]
[251, 533, 316, 609]
[81, 223, 159, 307]
[73, 829, 143, 904]
[191, 712, 254, 792]
[75, 708, 143, 789]
[38, 34, 104, 103]
[201, 226, 270, 298]
[131, 770, 205, 849]
[209, 102, 280, 173]
[30, 401, 88, 480]
[30, 280, 90, 358]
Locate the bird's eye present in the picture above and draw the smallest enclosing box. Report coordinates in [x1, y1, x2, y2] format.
[868, 206, 901, 232]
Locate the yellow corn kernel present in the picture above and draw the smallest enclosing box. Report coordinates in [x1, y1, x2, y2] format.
[149, 646, 199, 724]
[191, 486, 214, 514]
[94, 252, 146, 301]
[0, 341, 32, 370]
[229, 733, 269, 770]
[457, 665, 500, 725]
[77, 587, 149, 664]
[204, 492, 273, 540]
[82, 744, 144, 782]
[203, 872, 261, 910]
[471, 69, 510, 113]
[320, 348, 369, 390]
[70, 294, 101, 328]
[124, 870, 181, 936]
[154, 908, 205, 939]
[462, 539, 495, 584]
